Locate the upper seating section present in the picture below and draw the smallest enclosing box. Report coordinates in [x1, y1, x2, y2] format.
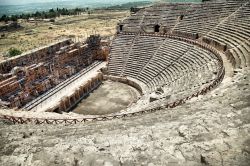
[118, 0, 250, 69]
[204, 2, 250, 68]
[119, 0, 248, 36]
[173, 0, 247, 36]
[120, 3, 192, 33]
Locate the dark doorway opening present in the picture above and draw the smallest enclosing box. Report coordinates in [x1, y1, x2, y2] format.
[154, 24, 160, 33]
[180, 15, 184, 20]
[53, 107, 62, 114]
[119, 25, 123, 32]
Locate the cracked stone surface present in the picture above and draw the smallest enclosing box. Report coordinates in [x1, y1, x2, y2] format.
[0, 70, 249, 166]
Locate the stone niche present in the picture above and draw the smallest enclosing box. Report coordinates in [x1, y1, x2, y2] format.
[123, 25, 141, 33]
[202, 37, 227, 52]
[143, 25, 160, 33]
[171, 30, 199, 40]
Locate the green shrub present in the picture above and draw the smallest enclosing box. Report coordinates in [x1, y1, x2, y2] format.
[8, 48, 22, 57]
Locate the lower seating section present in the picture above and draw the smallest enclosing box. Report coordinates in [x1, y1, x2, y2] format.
[133, 61, 219, 112]
[108, 34, 221, 107]
[145, 46, 219, 92]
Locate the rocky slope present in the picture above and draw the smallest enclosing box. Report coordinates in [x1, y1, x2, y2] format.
[0, 70, 249, 166]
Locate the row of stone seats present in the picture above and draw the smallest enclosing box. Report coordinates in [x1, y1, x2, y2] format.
[156, 69, 215, 104]
[205, 2, 250, 68]
[173, 0, 246, 36]
[108, 34, 136, 76]
[122, 10, 146, 32]
[127, 59, 219, 113]
[137, 38, 193, 85]
[227, 39, 250, 68]
[144, 46, 219, 92]
[108, 34, 220, 98]
[126, 63, 218, 113]
[123, 36, 165, 78]
[120, 0, 247, 36]
[121, 3, 192, 33]
[160, 4, 194, 32]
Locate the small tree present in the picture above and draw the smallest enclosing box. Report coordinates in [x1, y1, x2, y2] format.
[0, 14, 8, 22]
[10, 15, 18, 22]
[8, 48, 22, 57]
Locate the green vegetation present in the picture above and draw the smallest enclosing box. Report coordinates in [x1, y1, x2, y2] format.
[7, 48, 22, 57]
[0, 7, 88, 22]
[106, 1, 151, 10]
[0, 1, 151, 22]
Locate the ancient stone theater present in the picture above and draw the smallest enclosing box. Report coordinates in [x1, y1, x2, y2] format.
[0, 0, 249, 165]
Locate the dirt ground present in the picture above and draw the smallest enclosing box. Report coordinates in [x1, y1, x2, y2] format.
[0, 10, 129, 62]
[73, 80, 139, 115]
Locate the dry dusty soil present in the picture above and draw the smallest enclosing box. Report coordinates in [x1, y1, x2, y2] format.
[0, 10, 129, 62]
[73, 81, 139, 115]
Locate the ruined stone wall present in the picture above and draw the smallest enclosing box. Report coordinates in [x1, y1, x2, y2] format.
[51, 72, 103, 113]
[0, 35, 107, 109]
[0, 39, 72, 74]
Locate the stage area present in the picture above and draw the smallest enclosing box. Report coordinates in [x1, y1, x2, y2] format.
[73, 80, 140, 115]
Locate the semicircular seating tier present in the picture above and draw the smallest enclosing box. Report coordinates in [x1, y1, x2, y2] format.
[108, 34, 222, 112]
[119, 0, 250, 70]
[203, 2, 250, 69]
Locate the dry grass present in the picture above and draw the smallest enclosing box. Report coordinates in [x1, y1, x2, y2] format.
[0, 10, 129, 62]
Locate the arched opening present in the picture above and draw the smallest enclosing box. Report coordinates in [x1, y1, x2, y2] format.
[180, 15, 184, 20]
[119, 25, 123, 32]
[154, 24, 160, 33]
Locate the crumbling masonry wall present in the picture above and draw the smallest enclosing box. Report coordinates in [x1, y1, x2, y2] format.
[0, 36, 107, 109]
